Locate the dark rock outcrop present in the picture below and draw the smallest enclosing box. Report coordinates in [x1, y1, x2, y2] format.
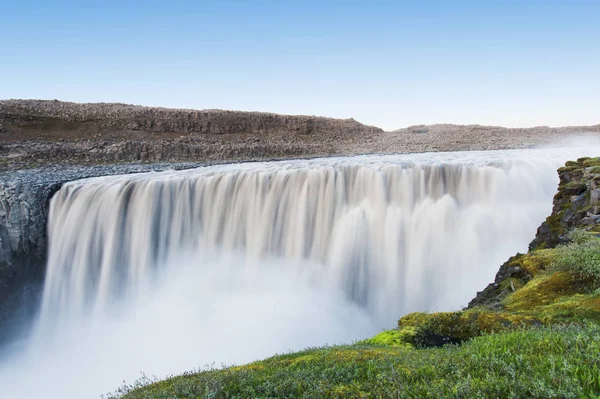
[0, 178, 60, 341]
[467, 254, 534, 309]
[529, 157, 600, 250]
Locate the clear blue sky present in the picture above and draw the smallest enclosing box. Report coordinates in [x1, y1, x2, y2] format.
[2, 0, 599, 130]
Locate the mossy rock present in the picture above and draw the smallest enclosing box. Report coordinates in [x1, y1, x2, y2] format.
[502, 266, 600, 323]
[540, 295, 600, 322]
[557, 165, 581, 176]
[398, 310, 542, 347]
[360, 328, 416, 348]
[469, 250, 555, 307]
[563, 181, 587, 195]
[510, 250, 554, 275]
[504, 271, 580, 311]
[585, 166, 600, 174]
[583, 158, 600, 168]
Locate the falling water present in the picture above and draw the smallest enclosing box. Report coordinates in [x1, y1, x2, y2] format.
[40, 150, 562, 328]
[2, 147, 599, 398]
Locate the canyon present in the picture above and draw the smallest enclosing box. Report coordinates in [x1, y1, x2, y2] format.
[1, 100, 600, 397]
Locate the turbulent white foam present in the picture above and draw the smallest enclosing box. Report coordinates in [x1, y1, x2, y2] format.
[1, 147, 600, 398]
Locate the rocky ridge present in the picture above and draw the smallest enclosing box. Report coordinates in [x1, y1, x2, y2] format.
[1, 100, 599, 170]
[0, 99, 384, 170]
[0, 99, 381, 136]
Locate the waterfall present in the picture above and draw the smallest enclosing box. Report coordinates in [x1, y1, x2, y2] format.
[40, 150, 565, 329]
[3, 147, 600, 399]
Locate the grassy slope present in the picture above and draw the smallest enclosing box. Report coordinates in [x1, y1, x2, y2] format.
[121, 159, 600, 399]
[122, 325, 600, 399]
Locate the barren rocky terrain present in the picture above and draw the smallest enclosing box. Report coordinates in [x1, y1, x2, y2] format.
[1, 99, 599, 171]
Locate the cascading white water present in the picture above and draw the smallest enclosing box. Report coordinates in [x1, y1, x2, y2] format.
[2, 146, 600, 399]
[40, 151, 559, 328]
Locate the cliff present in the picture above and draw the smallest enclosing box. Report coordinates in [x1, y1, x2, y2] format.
[529, 157, 600, 249]
[0, 99, 382, 137]
[2, 100, 599, 171]
[0, 100, 384, 170]
[0, 178, 58, 338]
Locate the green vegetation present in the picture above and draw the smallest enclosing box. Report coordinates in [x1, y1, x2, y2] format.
[583, 158, 600, 168]
[551, 234, 600, 287]
[118, 325, 600, 399]
[360, 327, 414, 348]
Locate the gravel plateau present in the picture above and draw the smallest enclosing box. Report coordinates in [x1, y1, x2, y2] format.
[2, 99, 599, 170]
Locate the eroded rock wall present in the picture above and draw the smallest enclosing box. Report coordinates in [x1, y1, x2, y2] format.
[529, 157, 600, 249]
[0, 178, 59, 340]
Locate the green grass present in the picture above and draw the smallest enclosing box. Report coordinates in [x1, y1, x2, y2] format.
[583, 158, 600, 168]
[359, 327, 415, 348]
[551, 235, 600, 287]
[117, 325, 600, 399]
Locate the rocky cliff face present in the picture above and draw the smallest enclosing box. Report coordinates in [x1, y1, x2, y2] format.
[529, 157, 600, 249]
[0, 179, 59, 339]
[469, 157, 600, 308]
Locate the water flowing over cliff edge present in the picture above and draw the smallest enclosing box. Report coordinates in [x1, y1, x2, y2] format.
[1, 147, 600, 398]
[39, 152, 565, 326]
